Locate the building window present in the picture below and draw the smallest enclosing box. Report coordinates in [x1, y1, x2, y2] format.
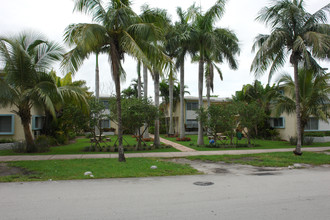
[0, 114, 14, 135]
[100, 119, 111, 128]
[100, 100, 109, 109]
[269, 117, 285, 128]
[278, 90, 284, 95]
[186, 119, 198, 129]
[32, 116, 44, 130]
[305, 118, 318, 130]
[187, 102, 198, 111]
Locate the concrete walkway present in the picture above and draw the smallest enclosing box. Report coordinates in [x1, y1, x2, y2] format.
[149, 134, 196, 152]
[0, 147, 330, 162]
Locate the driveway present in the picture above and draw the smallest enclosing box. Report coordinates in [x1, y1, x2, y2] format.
[1, 163, 330, 220]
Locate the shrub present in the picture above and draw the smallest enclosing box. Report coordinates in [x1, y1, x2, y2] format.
[34, 135, 51, 152]
[289, 136, 314, 145]
[176, 137, 191, 141]
[68, 132, 76, 140]
[305, 131, 325, 137]
[85, 133, 93, 138]
[142, 138, 154, 142]
[0, 138, 15, 143]
[12, 141, 27, 153]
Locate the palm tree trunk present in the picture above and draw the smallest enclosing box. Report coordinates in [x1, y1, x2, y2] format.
[206, 72, 211, 136]
[137, 62, 142, 99]
[19, 108, 35, 152]
[154, 70, 160, 146]
[292, 59, 302, 155]
[115, 73, 126, 162]
[179, 62, 185, 139]
[22, 122, 35, 152]
[95, 53, 100, 99]
[143, 64, 149, 138]
[94, 53, 100, 136]
[197, 60, 205, 145]
[169, 76, 174, 135]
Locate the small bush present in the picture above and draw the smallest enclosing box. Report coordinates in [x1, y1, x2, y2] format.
[68, 132, 76, 140]
[305, 131, 325, 137]
[35, 135, 51, 152]
[142, 138, 154, 142]
[0, 138, 15, 143]
[289, 136, 297, 145]
[289, 136, 314, 145]
[12, 141, 27, 153]
[85, 133, 93, 138]
[304, 137, 314, 145]
[176, 137, 191, 141]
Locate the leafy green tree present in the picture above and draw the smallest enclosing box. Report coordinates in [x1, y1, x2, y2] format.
[233, 80, 278, 138]
[197, 104, 238, 145]
[62, 0, 167, 161]
[0, 32, 85, 152]
[251, 0, 330, 155]
[109, 98, 158, 149]
[275, 69, 330, 142]
[236, 102, 267, 145]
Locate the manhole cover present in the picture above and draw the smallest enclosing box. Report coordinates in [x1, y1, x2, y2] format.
[193, 181, 214, 186]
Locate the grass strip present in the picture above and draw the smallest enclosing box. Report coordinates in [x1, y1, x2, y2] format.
[0, 158, 198, 182]
[161, 135, 330, 151]
[186, 152, 330, 167]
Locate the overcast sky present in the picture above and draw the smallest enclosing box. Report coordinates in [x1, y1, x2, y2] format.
[1, 0, 329, 99]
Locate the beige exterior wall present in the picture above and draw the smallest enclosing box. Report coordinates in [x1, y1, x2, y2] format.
[166, 97, 227, 134]
[271, 112, 297, 141]
[0, 104, 44, 141]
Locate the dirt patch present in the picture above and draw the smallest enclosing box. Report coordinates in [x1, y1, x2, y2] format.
[230, 157, 263, 162]
[0, 163, 34, 176]
[166, 158, 283, 176]
[213, 168, 230, 174]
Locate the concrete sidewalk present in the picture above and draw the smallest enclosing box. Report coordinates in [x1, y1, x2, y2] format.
[0, 146, 330, 162]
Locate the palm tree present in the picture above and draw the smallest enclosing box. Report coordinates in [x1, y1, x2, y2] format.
[62, 0, 167, 161]
[190, 0, 239, 145]
[0, 32, 86, 152]
[275, 69, 330, 142]
[174, 6, 197, 139]
[251, 0, 330, 155]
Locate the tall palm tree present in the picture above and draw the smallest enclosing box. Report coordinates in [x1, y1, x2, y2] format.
[251, 0, 330, 155]
[0, 32, 86, 152]
[275, 69, 330, 141]
[190, 0, 238, 145]
[139, 6, 171, 146]
[174, 6, 197, 139]
[62, 0, 167, 161]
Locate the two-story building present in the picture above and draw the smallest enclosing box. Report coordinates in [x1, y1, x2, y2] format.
[164, 96, 229, 134]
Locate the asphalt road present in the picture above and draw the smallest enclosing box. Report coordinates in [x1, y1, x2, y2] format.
[1, 166, 330, 220]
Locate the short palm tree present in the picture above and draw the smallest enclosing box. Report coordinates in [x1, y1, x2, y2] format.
[62, 0, 167, 161]
[251, 0, 330, 155]
[0, 32, 84, 152]
[275, 69, 330, 142]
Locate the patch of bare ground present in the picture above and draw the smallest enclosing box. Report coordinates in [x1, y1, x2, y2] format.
[0, 163, 34, 176]
[166, 158, 283, 176]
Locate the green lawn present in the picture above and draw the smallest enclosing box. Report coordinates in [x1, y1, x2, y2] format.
[0, 135, 180, 156]
[161, 135, 330, 151]
[186, 151, 330, 167]
[0, 158, 199, 182]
